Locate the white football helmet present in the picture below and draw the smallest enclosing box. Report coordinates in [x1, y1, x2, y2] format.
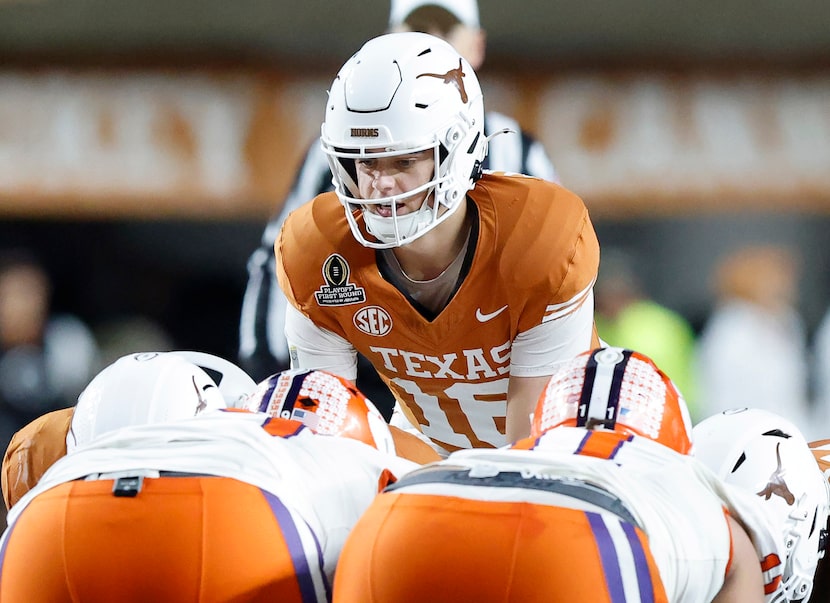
[170, 350, 257, 408]
[694, 408, 830, 602]
[67, 352, 229, 453]
[321, 31, 487, 248]
[243, 369, 396, 455]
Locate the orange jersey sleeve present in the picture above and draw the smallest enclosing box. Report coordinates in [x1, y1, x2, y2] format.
[2, 407, 73, 509]
[276, 174, 599, 452]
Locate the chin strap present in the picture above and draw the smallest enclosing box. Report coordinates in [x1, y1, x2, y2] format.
[471, 160, 483, 182]
[486, 127, 515, 143]
[471, 128, 515, 182]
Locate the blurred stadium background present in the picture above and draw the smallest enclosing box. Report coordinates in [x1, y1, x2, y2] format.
[1, 0, 829, 361]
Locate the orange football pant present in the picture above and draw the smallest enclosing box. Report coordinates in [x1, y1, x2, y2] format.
[333, 491, 668, 603]
[0, 475, 328, 603]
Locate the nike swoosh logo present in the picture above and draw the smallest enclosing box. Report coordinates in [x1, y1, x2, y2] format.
[476, 305, 508, 322]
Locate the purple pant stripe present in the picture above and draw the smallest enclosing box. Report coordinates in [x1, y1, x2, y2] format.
[621, 520, 656, 603]
[587, 511, 627, 603]
[261, 488, 330, 603]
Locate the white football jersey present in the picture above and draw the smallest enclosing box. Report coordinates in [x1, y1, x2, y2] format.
[3, 409, 418, 580]
[404, 427, 783, 603]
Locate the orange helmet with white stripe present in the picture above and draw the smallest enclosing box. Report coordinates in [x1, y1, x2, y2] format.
[243, 369, 396, 455]
[531, 347, 694, 454]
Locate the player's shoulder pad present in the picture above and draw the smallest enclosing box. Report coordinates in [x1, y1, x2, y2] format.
[473, 174, 598, 290]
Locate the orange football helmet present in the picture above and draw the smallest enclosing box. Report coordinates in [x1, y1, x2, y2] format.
[244, 369, 396, 455]
[531, 347, 694, 454]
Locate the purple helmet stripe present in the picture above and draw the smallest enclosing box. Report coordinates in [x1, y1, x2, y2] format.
[580, 348, 634, 430]
[577, 353, 600, 427]
[604, 349, 634, 426]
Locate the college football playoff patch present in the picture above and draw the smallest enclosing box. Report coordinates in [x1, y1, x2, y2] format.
[314, 254, 366, 306]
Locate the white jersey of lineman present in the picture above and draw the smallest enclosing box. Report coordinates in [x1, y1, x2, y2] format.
[404, 427, 783, 603]
[3, 410, 418, 580]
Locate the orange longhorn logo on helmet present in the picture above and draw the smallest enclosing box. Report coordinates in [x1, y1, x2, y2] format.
[190, 376, 208, 415]
[757, 442, 796, 505]
[417, 59, 468, 103]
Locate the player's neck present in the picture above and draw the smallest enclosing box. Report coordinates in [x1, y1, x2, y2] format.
[393, 203, 471, 281]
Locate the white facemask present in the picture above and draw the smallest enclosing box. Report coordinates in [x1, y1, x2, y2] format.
[362, 196, 436, 245]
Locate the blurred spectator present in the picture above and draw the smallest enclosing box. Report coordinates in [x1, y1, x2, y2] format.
[0, 250, 100, 455]
[694, 245, 812, 434]
[812, 306, 830, 434]
[94, 315, 175, 367]
[594, 248, 699, 419]
[238, 0, 559, 401]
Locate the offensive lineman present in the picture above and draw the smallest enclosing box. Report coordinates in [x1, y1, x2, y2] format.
[332, 348, 818, 602]
[0, 364, 420, 602]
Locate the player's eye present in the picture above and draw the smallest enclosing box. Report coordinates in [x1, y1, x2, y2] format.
[400, 152, 430, 168]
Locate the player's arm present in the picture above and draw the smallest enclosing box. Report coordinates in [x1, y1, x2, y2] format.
[506, 292, 597, 442]
[2, 407, 73, 509]
[505, 375, 551, 442]
[389, 426, 442, 464]
[284, 303, 358, 380]
[712, 515, 765, 602]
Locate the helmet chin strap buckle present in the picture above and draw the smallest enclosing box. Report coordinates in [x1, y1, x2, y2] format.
[471, 160, 483, 182]
[470, 128, 512, 183]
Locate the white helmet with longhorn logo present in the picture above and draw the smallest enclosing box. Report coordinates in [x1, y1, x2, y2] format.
[321, 31, 487, 248]
[693, 408, 830, 602]
[66, 351, 255, 452]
